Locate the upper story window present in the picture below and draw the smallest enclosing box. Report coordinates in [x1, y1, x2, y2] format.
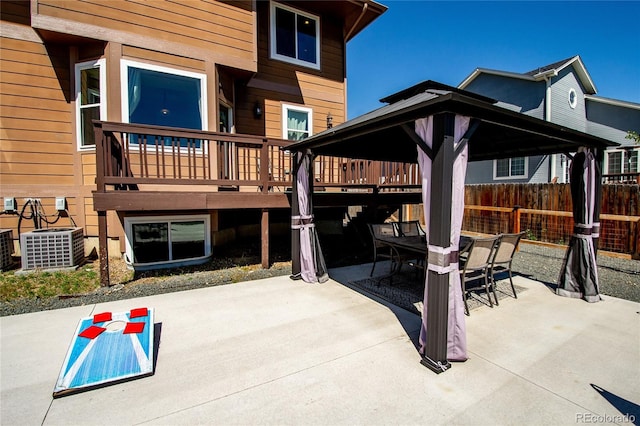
[270, 2, 320, 70]
[282, 104, 312, 141]
[75, 59, 106, 149]
[121, 60, 207, 146]
[494, 157, 527, 180]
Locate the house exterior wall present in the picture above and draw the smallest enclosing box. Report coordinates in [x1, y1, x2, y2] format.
[465, 156, 545, 184]
[462, 74, 545, 119]
[549, 66, 587, 132]
[586, 100, 640, 147]
[235, 1, 346, 139]
[461, 60, 639, 183]
[1, 0, 360, 264]
[32, 0, 257, 72]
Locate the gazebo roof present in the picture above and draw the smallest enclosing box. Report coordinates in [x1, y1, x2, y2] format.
[288, 81, 617, 162]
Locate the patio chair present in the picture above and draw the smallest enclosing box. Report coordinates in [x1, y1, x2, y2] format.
[368, 223, 401, 276]
[490, 231, 525, 302]
[459, 235, 500, 315]
[395, 220, 426, 237]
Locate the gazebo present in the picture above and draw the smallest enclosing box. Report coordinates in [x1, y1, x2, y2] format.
[286, 81, 617, 374]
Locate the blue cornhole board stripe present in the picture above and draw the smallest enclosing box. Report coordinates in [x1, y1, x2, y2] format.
[53, 308, 154, 397]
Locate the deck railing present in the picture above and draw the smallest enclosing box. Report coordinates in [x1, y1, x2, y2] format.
[602, 172, 640, 184]
[93, 121, 421, 193]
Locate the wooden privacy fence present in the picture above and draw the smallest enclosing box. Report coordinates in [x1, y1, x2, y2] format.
[462, 184, 640, 258]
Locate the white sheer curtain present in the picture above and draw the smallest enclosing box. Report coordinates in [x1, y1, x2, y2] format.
[288, 110, 308, 141]
[127, 67, 142, 119]
[415, 114, 470, 362]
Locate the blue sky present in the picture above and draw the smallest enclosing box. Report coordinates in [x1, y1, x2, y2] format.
[346, 1, 640, 119]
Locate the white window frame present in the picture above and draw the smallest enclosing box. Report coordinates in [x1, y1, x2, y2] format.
[604, 147, 640, 174]
[124, 214, 211, 268]
[282, 104, 313, 140]
[270, 1, 321, 70]
[120, 59, 208, 134]
[75, 59, 106, 150]
[493, 157, 528, 180]
[219, 101, 234, 133]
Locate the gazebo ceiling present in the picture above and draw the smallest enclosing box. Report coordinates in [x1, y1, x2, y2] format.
[288, 81, 617, 162]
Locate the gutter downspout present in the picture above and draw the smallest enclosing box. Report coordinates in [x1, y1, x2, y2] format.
[538, 69, 558, 181]
[345, 2, 368, 41]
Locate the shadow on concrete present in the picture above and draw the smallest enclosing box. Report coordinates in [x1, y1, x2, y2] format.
[591, 384, 640, 424]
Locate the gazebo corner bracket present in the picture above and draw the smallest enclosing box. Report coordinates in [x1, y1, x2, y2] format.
[420, 356, 451, 374]
[401, 123, 433, 160]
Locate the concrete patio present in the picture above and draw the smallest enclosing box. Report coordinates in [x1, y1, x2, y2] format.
[1, 262, 638, 425]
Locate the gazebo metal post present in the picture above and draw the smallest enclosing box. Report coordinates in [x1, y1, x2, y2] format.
[421, 112, 455, 373]
[291, 152, 301, 277]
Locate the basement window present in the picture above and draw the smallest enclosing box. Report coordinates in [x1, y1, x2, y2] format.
[124, 215, 211, 269]
[270, 2, 320, 70]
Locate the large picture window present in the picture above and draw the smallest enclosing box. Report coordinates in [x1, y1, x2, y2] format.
[121, 60, 207, 146]
[282, 104, 312, 141]
[75, 59, 106, 148]
[125, 215, 211, 268]
[270, 2, 320, 69]
[493, 157, 527, 179]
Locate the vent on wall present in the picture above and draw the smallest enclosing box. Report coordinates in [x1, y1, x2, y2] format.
[20, 228, 84, 270]
[0, 229, 14, 271]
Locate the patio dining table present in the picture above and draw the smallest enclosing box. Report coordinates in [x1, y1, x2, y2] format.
[374, 235, 474, 275]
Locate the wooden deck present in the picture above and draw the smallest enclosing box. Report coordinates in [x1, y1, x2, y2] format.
[93, 121, 423, 211]
[92, 121, 423, 285]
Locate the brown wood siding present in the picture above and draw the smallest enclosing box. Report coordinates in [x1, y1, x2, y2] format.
[0, 36, 76, 186]
[34, 0, 255, 67]
[0, 0, 30, 25]
[121, 46, 205, 73]
[235, 2, 346, 138]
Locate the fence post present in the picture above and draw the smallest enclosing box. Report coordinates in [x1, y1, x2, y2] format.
[512, 205, 521, 235]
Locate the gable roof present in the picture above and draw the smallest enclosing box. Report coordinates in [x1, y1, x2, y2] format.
[287, 81, 616, 163]
[459, 55, 597, 94]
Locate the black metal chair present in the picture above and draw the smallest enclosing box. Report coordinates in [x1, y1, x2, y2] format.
[459, 235, 500, 315]
[368, 223, 400, 276]
[490, 231, 525, 303]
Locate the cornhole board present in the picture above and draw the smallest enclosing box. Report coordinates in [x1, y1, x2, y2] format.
[53, 307, 154, 397]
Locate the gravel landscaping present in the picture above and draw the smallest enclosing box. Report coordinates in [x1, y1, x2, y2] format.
[0, 240, 637, 317]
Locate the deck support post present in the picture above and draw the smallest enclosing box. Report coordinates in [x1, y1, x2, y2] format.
[98, 211, 110, 287]
[421, 112, 455, 373]
[261, 209, 270, 269]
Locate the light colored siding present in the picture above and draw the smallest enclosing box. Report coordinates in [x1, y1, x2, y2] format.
[464, 74, 545, 119]
[0, 36, 75, 185]
[465, 160, 495, 184]
[529, 156, 549, 183]
[550, 67, 586, 132]
[34, 0, 256, 70]
[586, 99, 640, 147]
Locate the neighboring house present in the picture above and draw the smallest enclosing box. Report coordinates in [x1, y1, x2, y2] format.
[458, 56, 640, 184]
[0, 0, 387, 273]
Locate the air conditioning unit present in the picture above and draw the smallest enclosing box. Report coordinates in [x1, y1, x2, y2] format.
[20, 228, 84, 271]
[0, 229, 14, 271]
